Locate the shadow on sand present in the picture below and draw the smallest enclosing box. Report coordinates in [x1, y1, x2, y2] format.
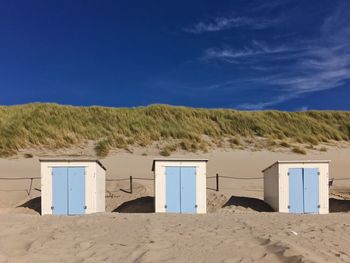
[113, 196, 154, 213]
[18, 196, 41, 214]
[223, 195, 274, 212]
[329, 198, 350, 213]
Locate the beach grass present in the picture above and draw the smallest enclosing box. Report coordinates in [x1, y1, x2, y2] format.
[0, 103, 349, 157]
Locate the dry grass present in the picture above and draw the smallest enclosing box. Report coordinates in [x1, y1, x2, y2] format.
[292, 146, 307, 155]
[160, 144, 177, 156]
[319, 147, 328, 152]
[23, 153, 34, 158]
[95, 139, 110, 157]
[0, 103, 349, 157]
[280, 141, 291, 148]
[229, 137, 241, 147]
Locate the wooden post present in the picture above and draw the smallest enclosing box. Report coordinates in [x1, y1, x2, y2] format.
[216, 173, 219, 192]
[130, 176, 133, 194]
[28, 178, 33, 196]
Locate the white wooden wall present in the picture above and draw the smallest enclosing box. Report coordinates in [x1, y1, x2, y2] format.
[263, 163, 279, 211]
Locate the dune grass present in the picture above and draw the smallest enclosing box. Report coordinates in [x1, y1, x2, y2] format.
[0, 103, 349, 157]
[292, 146, 307, 155]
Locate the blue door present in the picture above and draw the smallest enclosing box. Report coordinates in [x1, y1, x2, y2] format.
[180, 167, 197, 213]
[303, 168, 319, 213]
[165, 167, 181, 213]
[288, 168, 304, 213]
[68, 167, 86, 215]
[289, 168, 319, 213]
[52, 167, 68, 215]
[52, 167, 85, 215]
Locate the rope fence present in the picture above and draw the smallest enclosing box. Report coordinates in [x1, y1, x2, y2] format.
[0, 174, 348, 195]
[0, 177, 40, 195]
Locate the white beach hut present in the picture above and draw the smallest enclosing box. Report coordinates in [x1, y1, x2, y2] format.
[152, 159, 207, 214]
[263, 160, 330, 214]
[40, 159, 106, 215]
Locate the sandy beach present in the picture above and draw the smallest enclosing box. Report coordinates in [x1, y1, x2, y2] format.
[0, 146, 349, 262]
[0, 213, 349, 262]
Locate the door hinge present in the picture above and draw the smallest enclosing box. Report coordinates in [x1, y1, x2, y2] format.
[84, 205, 87, 209]
[195, 205, 198, 208]
[164, 205, 167, 208]
[317, 205, 320, 208]
[287, 172, 290, 176]
[51, 206, 54, 210]
[317, 172, 320, 175]
[288, 205, 290, 209]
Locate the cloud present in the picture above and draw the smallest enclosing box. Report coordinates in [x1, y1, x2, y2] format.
[238, 94, 298, 110]
[297, 106, 308, 112]
[184, 15, 276, 34]
[207, 3, 350, 110]
[203, 40, 293, 63]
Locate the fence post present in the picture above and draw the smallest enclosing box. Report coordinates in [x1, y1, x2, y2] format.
[130, 176, 133, 194]
[216, 173, 219, 192]
[28, 178, 33, 196]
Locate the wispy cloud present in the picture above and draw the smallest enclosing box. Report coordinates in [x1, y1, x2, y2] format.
[238, 94, 298, 110]
[296, 106, 308, 112]
[206, 3, 350, 110]
[184, 15, 276, 34]
[239, 46, 350, 109]
[204, 40, 294, 63]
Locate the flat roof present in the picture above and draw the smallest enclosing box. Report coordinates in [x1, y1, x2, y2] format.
[152, 158, 208, 171]
[39, 159, 106, 171]
[262, 160, 331, 172]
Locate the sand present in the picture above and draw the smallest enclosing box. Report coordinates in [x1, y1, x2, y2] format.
[0, 213, 349, 262]
[0, 146, 349, 262]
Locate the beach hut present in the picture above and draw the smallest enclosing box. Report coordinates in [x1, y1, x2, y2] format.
[152, 159, 207, 214]
[40, 159, 106, 215]
[262, 160, 330, 214]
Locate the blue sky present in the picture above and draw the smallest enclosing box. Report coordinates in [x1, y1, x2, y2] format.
[0, 0, 350, 110]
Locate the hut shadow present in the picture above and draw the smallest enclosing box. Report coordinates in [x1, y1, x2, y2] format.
[18, 196, 41, 215]
[113, 196, 154, 213]
[223, 196, 274, 212]
[329, 198, 350, 213]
